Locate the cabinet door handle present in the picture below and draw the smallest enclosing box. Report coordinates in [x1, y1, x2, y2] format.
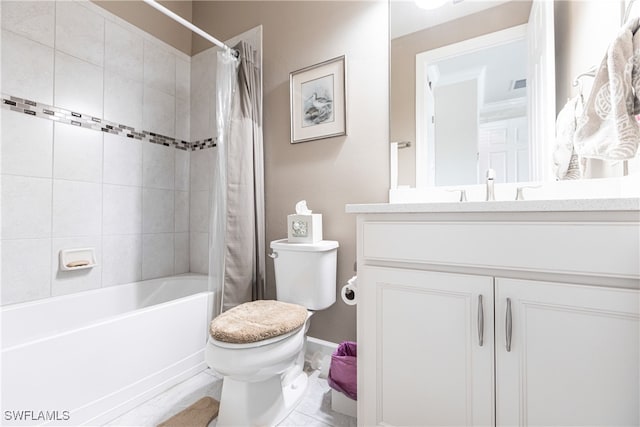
[505, 297, 512, 352]
[477, 295, 484, 347]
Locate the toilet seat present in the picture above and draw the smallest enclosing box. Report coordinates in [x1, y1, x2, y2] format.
[205, 314, 308, 382]
[209, 299, 308, 344]
[209, 322, 306, 349]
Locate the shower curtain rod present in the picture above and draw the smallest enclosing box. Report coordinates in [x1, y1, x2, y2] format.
[142, 0, 239, 57]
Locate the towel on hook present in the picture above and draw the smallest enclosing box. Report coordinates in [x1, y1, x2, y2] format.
[553, 95, 583, 180]
[574, 17, 640, 160]
[554, 97, 582, 179]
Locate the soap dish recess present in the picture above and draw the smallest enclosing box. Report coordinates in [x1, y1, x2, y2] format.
[59, 248, 97, 271]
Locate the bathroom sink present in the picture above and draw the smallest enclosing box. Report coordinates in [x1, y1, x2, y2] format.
[389, 175, 640, 204]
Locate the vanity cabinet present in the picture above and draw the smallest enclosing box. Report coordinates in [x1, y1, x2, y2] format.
[359, 266, 495, 426]
[496, 278, 639, 426]
[351, 204, 640, 427]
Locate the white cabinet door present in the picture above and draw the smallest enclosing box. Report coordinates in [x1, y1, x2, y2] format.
[359, 266, 494, 426]
[496, 278, 640, 427]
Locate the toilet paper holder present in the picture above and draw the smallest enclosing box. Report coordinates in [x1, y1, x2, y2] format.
[341, 276, 358, 306]
[343, 287, 356, 302]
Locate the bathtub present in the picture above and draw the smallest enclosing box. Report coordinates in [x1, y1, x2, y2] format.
[1, 274, 214, 426]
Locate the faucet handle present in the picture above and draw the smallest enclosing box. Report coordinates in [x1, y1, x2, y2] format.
[515, 185, 542, 201]
[485, 169, 496, 201]
[447, 188, 467, 202]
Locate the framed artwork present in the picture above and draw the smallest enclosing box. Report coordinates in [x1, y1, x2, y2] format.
[289, 55, 346, 143]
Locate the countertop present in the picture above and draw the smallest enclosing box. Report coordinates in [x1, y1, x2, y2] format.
[345, 197, 640, 214]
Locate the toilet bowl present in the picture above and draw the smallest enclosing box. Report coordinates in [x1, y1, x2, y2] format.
[205, 239, 339, 427]
[206, 310, 312, 380]
[205, 313, 311, 426]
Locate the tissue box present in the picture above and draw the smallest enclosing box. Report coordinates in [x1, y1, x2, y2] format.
[287, 214, 322, 243]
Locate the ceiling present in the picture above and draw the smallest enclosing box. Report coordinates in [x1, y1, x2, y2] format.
[431, 38, 527, 105]
[390, 0, 512, 40]
[391, 0, 527, 108]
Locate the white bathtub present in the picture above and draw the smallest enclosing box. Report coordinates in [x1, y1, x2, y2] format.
[1, 274, 214, 426]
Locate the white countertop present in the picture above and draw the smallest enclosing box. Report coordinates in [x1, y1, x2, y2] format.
[345, 197, 640, 214]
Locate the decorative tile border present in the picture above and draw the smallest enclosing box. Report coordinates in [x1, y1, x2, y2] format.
[1, 94, 217, 151]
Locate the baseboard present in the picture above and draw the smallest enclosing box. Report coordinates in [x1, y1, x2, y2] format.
[306, 336, 338, 356]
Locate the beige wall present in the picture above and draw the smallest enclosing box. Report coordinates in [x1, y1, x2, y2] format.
[390, 1, 531, 186]
[192, 1, 389, 343]
[91, 0, 193, 55]
[554, 0, 623, 112]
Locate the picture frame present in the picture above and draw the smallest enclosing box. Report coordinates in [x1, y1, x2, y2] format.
[289, 55, 346, 143]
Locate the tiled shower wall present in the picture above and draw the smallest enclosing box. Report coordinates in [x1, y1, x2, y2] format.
[188, 47, 218, 276]
[0, 0, 216, 305]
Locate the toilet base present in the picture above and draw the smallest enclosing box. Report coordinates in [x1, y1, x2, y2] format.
[216, 369, 308, 427]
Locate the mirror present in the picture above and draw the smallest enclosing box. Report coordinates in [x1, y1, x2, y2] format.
[416, 25, 528, 187]
[390, 0, 628, 188]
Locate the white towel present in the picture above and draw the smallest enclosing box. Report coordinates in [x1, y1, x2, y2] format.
[574, 17, 640, 160]
[553, 95, 583, 180]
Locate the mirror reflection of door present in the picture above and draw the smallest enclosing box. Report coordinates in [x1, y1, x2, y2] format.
[478, 117, 529, 183]
[418, 26, 528, 186]
[433, 78, 480, 186]
[425, 69, 436, 182]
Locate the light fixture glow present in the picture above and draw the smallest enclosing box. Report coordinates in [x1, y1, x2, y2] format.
[415, 0, 449, 10]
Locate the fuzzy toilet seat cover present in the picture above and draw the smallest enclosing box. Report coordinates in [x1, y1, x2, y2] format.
[209, 300, 308, 344]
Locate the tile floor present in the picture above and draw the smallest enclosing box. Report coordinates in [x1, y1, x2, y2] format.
[106, 367, 356, 427]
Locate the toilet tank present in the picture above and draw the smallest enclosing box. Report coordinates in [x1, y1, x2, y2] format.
[270, 239, 339, 310]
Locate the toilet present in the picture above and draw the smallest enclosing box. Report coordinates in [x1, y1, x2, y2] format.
[205, 238, 339, 426]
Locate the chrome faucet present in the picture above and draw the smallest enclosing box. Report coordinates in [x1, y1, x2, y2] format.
[447, 188, 467, 202]
[515, 184, 542, 200]
[485, 169, 496, 201]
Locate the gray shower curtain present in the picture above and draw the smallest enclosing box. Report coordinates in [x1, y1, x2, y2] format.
[219, 41, 265, 311]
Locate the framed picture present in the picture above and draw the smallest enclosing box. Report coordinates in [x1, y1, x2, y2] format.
[290, 55, 346, 143]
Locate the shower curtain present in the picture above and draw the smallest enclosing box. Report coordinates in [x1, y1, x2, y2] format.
[209, 41, 265, 316]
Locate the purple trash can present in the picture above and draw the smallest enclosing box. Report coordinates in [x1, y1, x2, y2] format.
[327, 341, 357, 400]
